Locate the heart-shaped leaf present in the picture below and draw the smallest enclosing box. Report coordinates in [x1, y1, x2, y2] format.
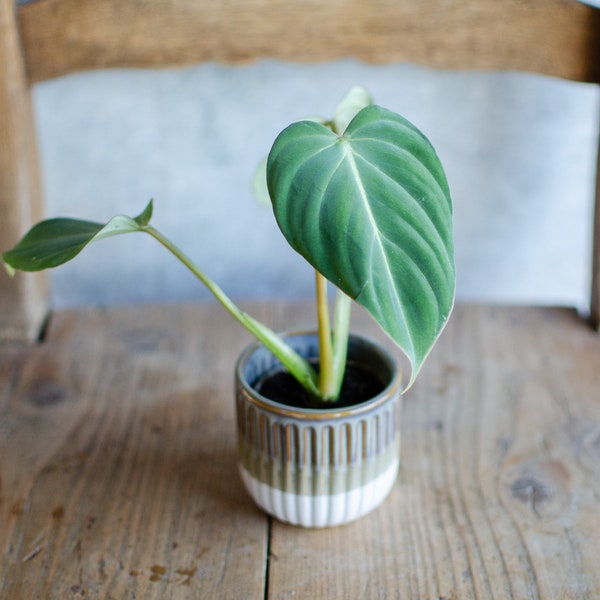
[267, 105, 455, 388]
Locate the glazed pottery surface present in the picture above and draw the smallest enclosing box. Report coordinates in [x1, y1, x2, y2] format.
[235, 332, 401, 527]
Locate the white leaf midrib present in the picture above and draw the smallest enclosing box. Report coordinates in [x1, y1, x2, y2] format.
[342, 140, 415, 359]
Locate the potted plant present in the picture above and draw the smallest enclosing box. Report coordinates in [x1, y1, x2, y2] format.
[3, 87, 455, 527]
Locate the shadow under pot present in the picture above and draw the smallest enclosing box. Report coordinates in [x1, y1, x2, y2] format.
[235, 331, 402, 528]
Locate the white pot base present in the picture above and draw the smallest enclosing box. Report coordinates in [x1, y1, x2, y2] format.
[239, 459, 399, 527]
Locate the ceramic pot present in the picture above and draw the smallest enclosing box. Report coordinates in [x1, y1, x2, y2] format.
[235, 332, 401, 528]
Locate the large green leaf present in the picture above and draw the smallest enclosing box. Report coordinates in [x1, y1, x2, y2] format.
[267, 105, 455, 387]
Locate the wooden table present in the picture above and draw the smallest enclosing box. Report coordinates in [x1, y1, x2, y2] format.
[1, 301, 599, 598]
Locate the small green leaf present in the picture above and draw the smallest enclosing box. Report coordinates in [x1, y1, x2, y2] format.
[2, 212, 146, 272]
[267, 104, 455, 389]
[3, 219, 104, 272]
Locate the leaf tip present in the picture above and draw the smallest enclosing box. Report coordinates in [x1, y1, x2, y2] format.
[2, 257, 16, 277]
[134, 199, 154, 227]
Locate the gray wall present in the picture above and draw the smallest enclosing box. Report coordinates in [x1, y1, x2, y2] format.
[32, 60, 599, 313]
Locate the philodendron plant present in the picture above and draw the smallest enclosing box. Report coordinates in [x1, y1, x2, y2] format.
[3, 87, 455, 403]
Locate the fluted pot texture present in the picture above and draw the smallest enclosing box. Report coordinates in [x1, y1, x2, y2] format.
[235, 332, 401, 528]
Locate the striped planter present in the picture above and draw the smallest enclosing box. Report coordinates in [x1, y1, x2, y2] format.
[235, 332, 401, 528]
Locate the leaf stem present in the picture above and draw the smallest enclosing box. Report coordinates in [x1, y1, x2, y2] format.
[143, 224, 320, 397]
[332, 289, 352, 395]
[315, 272, 352, 400]
[315, 271, 335, 399]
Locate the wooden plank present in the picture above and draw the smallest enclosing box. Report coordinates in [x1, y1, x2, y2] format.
[18, 0, 600, 84]
[267, 305, 600, 598]
[0, 0, 48, 342]
[1, 301, 598, 597]
[0, 303, 269, 598]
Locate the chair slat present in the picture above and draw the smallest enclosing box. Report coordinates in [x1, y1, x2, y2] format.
[18, 0, 600, 84]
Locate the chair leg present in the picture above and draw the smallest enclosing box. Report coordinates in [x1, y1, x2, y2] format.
[0, 0, 48, 342]
[591, 113, 600, 331]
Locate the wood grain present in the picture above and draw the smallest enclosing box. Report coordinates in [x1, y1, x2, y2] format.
[267, 304, 600, 599]
[17, 0, 600, 84]
[1, 302, 598, 598]
[0, 0, 48, 342]
[0, 304, 268, 599]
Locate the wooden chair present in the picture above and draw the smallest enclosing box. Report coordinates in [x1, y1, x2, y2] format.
[1, 1, 599, 598]
[2, 0, 600, 340]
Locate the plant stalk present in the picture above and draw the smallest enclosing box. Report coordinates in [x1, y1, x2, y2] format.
[315, 271, 352, 401]
[315, 271, 335, 400]
[332, 289, 352, 395]
[144, 224, 321, 397]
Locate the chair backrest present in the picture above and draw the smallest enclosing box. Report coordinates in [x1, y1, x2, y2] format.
[2, 0, 599, 341]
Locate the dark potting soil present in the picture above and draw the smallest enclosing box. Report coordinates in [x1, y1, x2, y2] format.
[253, 362, 386, 410]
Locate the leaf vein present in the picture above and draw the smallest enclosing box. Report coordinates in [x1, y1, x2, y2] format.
[342, 141, 416, 359]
